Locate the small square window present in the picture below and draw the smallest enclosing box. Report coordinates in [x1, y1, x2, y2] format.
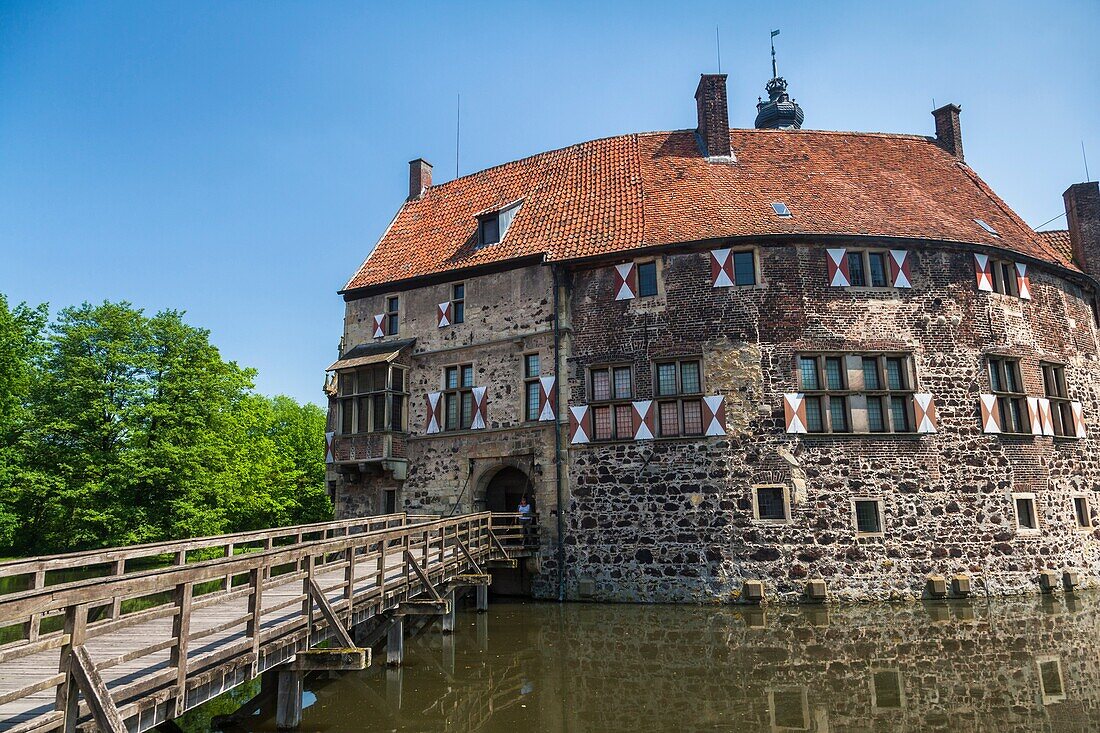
[656, 363, 678, 396]
[461, 365, 474, 388]
[799, 357, 819, 390]
[847, 252, 867, 286]
[824, 357, 845, 390]
[591, 370, 611, 401]
[614, 404, 633, 439]
[871, 669, 904, 710]
[854, 499, 883, 535]
[479, 215, 500, 246]
[658, 401, 679, 437]
[868, 252, 888, 287]
[680, 361, 701, 394]
[637, 261, 658, 297]
[593, 406, 612, 440]
[524, 354, 540, 379]
[771, 202, 792, 218]
[754, 486, 789, 522]
[829, 396, 849, 432]
[612, 367, 632, 399]
[769, 688, 808, 730]
[1014, 494, 1039, 532]
[804, 396, 824, 433]
[682, 400, 703, 435]
[867, 396, 886, 433]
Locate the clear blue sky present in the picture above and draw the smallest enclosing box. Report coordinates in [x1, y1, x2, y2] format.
[2, 1, 1097, 405]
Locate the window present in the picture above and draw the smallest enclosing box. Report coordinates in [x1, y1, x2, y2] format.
[975, 218, 999, 237]
[443, 364, 475, 431]
[754, 486, 790, 522]
[1074, 495, 1091, 529]
[768, 689, 808, 730]
[589, 365, 633, 441]
[1013, 493, 1039, 533]
[1042, 363, 1073, 436]
[1037, 657, 1065, 704]
[771, 202, 792, 218]
[871, 670, 904, 710]
[335, 364, 408, 435]
[853, 498, 883, 536]
[732, 251, 756, 286]
[477, 202, 520, 248]
[988, 259, 1019, 296]
[523, 353, 541, 421]
[797, 354, 916, 434]
[653, 359, 704, 438]
[846, 250, 890, 287]
[989, 357, 1028, 434]
[637, 261, 658, 297]
[452, 283, 465, 324]
[385, 296, 400, 335]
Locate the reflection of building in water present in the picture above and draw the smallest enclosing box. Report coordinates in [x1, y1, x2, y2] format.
[255, 597, 1100, 732]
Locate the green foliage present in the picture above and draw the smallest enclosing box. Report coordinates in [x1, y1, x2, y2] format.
[0, 296, 331, 556]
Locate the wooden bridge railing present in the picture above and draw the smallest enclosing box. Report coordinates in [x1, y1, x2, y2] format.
[0, 512, 505, 733]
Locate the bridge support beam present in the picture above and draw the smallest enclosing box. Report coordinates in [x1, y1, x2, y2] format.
[386, 617, 404, 666]
[275, 669, 302, 730]
[477, 584, 489, 613]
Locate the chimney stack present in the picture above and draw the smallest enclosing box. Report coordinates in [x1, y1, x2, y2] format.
[695, 74, 733, 160]
[409, 158, 432, 200]
[932, 104, 963, 160]
[1064, 181, 1100, 278]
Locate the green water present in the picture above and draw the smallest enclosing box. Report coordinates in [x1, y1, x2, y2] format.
[192, 593, 1100, 732]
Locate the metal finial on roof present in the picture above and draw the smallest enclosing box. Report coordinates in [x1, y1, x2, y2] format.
[755, 28, 805, 130]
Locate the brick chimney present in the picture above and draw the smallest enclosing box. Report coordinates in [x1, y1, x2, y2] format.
[1064, 181, 1100, 278]
[932, 104, 963, 160]
[695, 74, 732, 160]
[409, 158, 432, 200]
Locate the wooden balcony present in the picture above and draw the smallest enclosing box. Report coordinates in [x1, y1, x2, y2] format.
[331, 432, 407, 464]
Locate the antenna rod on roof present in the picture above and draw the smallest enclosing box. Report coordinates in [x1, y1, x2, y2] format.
[1084, 141, 1092, 182]
[716, 24, 721, 73]
[770, 28, 780, 78]
[456, 93, 461, 179]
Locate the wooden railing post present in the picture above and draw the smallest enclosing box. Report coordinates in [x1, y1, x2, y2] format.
[108, 560, 125, 619]
[302, 554, 315, 643]
[170, 582, 193, 717]
[57, 602, 89, 733]
[25, 570, 46, 641]
[343, 546, 356, 625]
[224, 543, 235, 592]
[246, 567, 263, 678]
[377, 539, 387, 599]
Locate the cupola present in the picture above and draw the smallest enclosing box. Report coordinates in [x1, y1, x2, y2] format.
[754, 30, 804, 130]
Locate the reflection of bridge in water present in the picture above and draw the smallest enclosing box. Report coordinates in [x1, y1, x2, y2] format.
[0, 512, 535, 732]
[242, 594, 1100, 732]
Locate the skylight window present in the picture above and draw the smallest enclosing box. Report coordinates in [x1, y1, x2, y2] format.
[772, 202, 792, 218]
[477, 201, 522, 248]
[975, 218, 999, 237]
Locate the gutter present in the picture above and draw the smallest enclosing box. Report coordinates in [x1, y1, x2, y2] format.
[551, 264, 566, 603]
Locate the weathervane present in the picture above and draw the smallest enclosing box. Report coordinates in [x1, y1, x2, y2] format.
[770, 28, 780, 80]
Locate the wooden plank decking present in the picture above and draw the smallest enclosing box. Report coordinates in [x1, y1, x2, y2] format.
[0, 512, 525, 733]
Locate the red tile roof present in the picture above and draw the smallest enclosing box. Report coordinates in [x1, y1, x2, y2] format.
[1038, 229, 1073, 264]
[344, 128, 1073, 292]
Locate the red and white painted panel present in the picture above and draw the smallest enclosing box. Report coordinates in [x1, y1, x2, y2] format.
[614, 263, 638, 300]
[538, 376, 556, 421]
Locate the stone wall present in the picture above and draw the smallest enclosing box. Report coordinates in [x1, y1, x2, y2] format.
[562, 240, 1100, 603]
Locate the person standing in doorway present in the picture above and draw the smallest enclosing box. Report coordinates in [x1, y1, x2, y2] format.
[517, 495, 533, 543]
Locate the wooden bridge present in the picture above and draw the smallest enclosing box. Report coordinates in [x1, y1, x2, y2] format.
[0, 512, 535, 732]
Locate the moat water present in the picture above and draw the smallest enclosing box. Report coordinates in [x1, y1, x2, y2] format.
[185, 593, 1100, 732]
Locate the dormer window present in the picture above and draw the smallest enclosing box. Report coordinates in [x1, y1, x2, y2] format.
[477, 201, 521, 248]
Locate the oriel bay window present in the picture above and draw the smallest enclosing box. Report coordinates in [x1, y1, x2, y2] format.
[444, 363, 475, 430]
[1042, 362, 1073, 436]
[654, 359, 704, 437]
[589, 365, 633, 440]
[797, 353, 915, 433]
[989, 357, 1028, 433]
[336, 364, 408, 434]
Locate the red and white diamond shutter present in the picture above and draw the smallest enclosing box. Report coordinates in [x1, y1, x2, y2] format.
[538, 376, 556, 421]
[913, 394, 937, 433]
[437, 302, 452, 328]
[710, 249, 735, 288]
[1038, 398, 1055, 437]
[631, 400, 655, 440]
[974, 254, 994, 292]
[471, 387, 488, 430]
[783, 394, 808, 433]
[889, 250, 912, 288]
[1015, 263, 1032, 300]
[425, 392, 442, 434]
[703, 396, 726, 436]
[324, 431, 335, 463]
[826, 249, 850, 287]
[569, 406, 591, 444]
[372, 314, 386, 339]
[1072, 401, 1087, 438]
[979, 394, 1001, 433]
[614, 263, 637, 300]
[1027, 397, 1043, 436]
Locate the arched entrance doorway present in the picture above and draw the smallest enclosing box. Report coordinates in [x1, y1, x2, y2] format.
[484, 466, 534, 513]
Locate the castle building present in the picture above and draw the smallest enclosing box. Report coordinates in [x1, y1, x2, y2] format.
[325, 69, 1100, 603]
